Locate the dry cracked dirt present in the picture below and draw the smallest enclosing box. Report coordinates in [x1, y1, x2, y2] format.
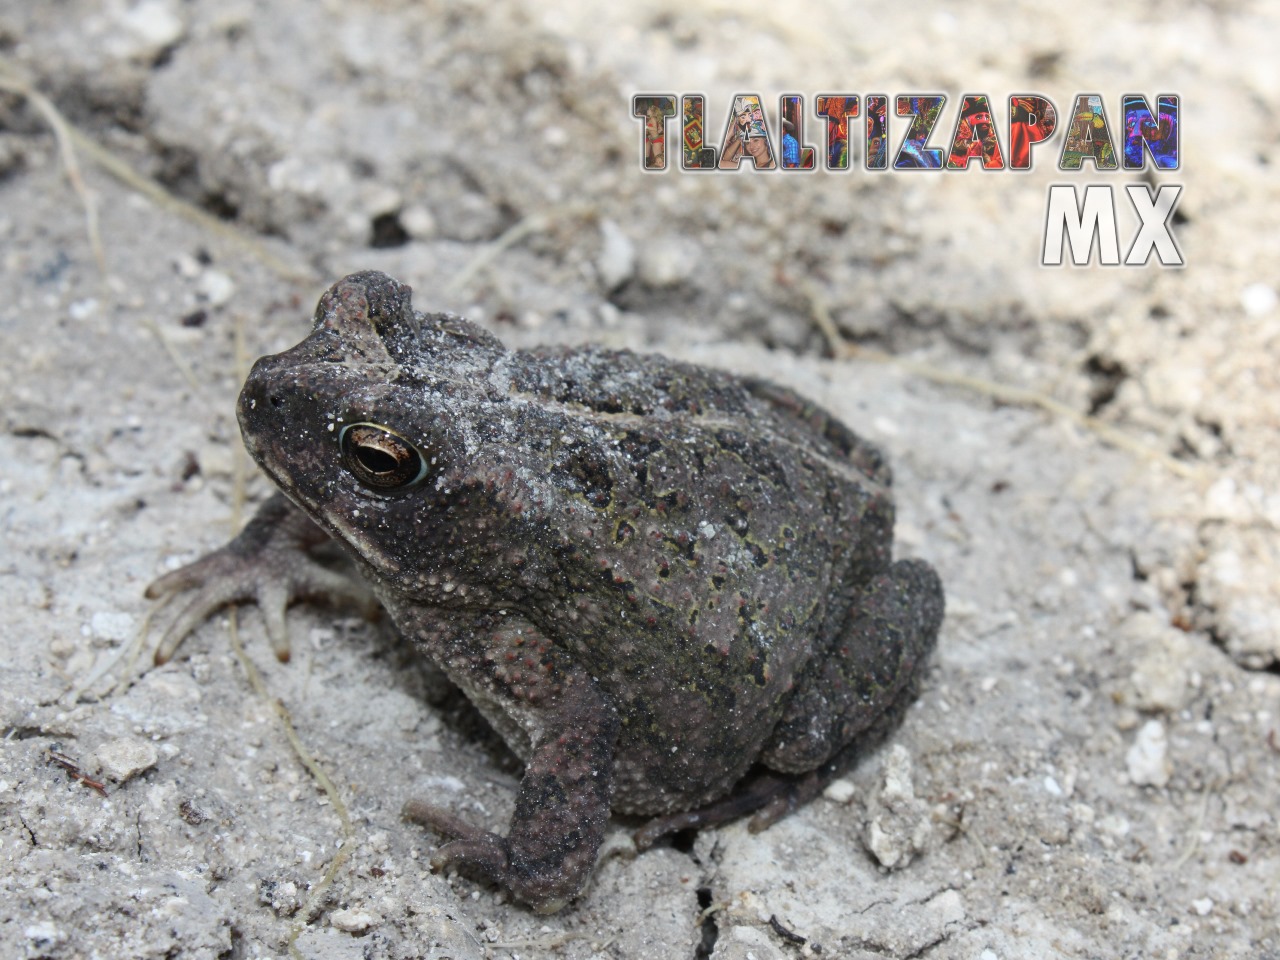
[1, 1, 1277, 958]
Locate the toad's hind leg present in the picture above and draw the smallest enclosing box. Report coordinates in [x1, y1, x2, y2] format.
[761, 558, 943, 774]
[635, 558, 943, 849]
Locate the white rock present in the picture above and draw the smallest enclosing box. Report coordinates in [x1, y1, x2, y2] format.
[1204, 476, 1241, 520]
[595, 219, 635, 292]
[118, 0, 185, 56]
[927, 888, 966, 926]
[266, 157, 353, 197]
[1128, 618, 1195, 714]
[69, 298, 99, 321]
[94, 737, 159, 783]
[330, 908, 377, 932]
[1126, 720, 1171, 787]
[361, 185, 402, 218]
[197, 270, 236, 308]
[1199, 529, 1280, 668]
[1191, 897, 1213, 916]
[90, 610, 136, 643]
[25, 922, 65, 949]
[400, 204, 438, 240]
[861, 745, 934, 869]
[173, 253, 202, 278]
[881, 744, 915, 801]
[1240, 282, 1277, 317]
[1098, 813, 1131, 837]
[716, 924, 787, 960]
[823, 777, 856, 804]
[864, 820, 900, 868]
[637, 236, 699, 287]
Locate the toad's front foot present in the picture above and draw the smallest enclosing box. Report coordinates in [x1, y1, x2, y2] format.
[146, 493, 377, 663]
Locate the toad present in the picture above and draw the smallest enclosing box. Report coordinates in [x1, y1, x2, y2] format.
[148, 271, 944, 912]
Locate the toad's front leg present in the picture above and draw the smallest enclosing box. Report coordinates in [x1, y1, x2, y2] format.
[403, 629, 619, 913]
[146, 493, 378, 663]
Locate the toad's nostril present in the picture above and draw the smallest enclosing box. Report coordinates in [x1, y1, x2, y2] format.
[269, 394, 284, 409]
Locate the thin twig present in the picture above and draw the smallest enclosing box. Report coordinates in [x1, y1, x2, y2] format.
[225, 313, 352, 960]
[224, 610, 355, 960]
[804, 283, 1202, 481]
[446, 203, 596, 295]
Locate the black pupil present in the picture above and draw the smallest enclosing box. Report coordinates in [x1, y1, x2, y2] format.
[356, 445, 399, 474]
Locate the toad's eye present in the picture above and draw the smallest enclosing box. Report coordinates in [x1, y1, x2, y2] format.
[339, 422, 429, 492]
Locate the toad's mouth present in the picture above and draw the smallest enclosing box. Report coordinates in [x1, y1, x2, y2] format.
[307, 507, 403, 578]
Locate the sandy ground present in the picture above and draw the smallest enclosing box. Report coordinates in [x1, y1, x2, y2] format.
[1, 1, 1278, 958]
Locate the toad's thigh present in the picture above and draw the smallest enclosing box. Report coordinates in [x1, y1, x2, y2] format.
[759, 559, 943, 774]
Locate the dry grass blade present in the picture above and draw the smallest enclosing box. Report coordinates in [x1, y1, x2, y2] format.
[447, 203, 596, 295]
[226, 314, 353, 959]
[0, 57, 315, 283]
[0, 71, 105, 275]
[63, 123, 317, 283]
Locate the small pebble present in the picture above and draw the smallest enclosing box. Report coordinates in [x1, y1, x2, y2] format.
[823, 778, 856, 804]
[94, 737, 159, 783]
[330, 908, 377, 932]
[1126, 720, 1171, 787]
[197, 269, 236, 308]
[596, 220, 636, 291]
[1240, 282, 1277, 317]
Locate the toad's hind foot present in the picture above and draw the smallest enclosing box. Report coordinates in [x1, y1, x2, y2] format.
[633, 765, 839, 850]
[403, 795, 596, 915]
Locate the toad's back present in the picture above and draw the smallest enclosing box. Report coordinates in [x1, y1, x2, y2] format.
[490, 345, 901, 811]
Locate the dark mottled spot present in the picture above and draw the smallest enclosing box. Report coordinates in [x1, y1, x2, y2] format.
[662, 533, 696, 561]
[714, 429, 790, 491]
[619, 431, 663, 486]
[599, 567, 633, 595]
[649, 490, 688, 514]
[560, 447, 613, 508]
[553, 376, 630, 415]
